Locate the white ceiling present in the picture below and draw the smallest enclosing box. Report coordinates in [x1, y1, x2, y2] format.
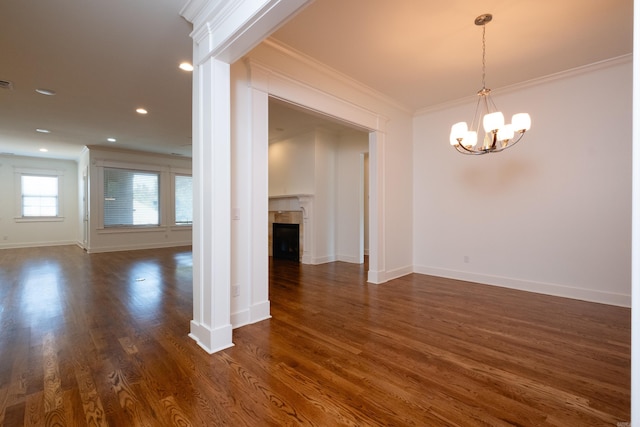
[0, 0, 632, 160]
[272, 0, 633, 111]
[0, 0, 193, 160]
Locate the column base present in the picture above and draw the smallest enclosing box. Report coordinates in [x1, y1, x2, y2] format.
[189, 320, 234, 354]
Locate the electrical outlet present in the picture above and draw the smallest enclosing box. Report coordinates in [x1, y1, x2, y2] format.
[463, 255, 470, 263]
[232, 285, 239, 297]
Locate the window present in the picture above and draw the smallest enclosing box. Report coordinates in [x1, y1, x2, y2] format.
[104, 168, 159, 227]
[175, 175, 192, 225]
[21, 175, 59, 217]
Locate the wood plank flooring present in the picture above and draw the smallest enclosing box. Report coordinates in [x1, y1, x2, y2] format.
[0, 245, 630, 426]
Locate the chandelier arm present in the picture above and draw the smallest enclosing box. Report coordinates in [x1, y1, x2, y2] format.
[455, 144, 487, 155]
[489, 130, 498, 150]
[489, 131, 526, 153]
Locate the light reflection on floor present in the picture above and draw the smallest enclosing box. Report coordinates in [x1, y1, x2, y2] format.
[125, 261, 163, 319]
[173, 251, 192, 287]
[19, 259, 63, 328]
[8, 248, 195, 330]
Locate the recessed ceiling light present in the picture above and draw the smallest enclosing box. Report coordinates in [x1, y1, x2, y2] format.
[179, 62, 193, 72]
[39, 148, 48, 152]
[107, 137, 116, 142]
[35, 88, 56, 96]
[36, 128, 51, 133]
[136, 108, 148, 115]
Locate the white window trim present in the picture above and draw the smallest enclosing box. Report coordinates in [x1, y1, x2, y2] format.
[97, 225, 168, 235]
[13, 167, 64, 222]
[170, 224, 192, 231]
[15, 217, 65, 223]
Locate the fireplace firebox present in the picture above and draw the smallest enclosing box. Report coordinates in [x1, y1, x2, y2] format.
[272, 223, 300, 262]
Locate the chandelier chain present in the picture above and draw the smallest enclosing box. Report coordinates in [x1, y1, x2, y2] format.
[481, 23, 486, 90]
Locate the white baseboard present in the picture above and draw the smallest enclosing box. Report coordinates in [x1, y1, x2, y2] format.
[368, 269, 384, 284]
[232, 303, 271, 329]
[337, 254, 363, 264]
[312, 255, 337, 264]
[367, 264, 412, 284]
[413, 265, 631, 308]
[385, 265, 413, 281]
[231, 309, 250, 329]
[0, 240, 77, 250]
[86, 241, 191, 253]
[250, 300, 271, 324]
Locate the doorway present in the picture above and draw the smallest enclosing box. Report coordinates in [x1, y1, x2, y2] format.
[267, 97, 369, 265]
[234, 58, 387, 330]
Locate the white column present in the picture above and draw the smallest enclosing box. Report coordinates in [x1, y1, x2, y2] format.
[631, 0, 639, 421]
[189, 57, 233, 353]
[181, 0, 313, 353]
[367, 130, 386, 284]
[248, 84, 271, 323]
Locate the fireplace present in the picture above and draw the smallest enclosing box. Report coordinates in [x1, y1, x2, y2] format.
[272, 223, 300, 261]
[269, 195, 312, 264]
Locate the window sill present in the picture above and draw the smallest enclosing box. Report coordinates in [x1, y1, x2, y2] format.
[15, 216, 64, 223]
[171, 225, 192, 231]
[98, 226, 167, 234]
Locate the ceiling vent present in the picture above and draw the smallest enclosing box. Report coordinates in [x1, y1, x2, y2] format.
[0, 80, 14, 90]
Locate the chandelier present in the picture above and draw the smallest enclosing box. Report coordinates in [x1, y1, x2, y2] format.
[449, 14, 531, 155]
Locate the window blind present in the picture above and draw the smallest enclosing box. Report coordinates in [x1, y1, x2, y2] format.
[104, 168, 159, 227]
[175, 175, 192, 225]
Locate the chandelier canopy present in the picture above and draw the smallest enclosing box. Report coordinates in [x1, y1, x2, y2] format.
[449, 14, 531, 155]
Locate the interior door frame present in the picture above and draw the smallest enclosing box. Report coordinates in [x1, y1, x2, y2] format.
[245, 58, 387, 284]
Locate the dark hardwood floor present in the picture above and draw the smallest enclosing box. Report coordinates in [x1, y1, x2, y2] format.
[0, 245, 630, 426]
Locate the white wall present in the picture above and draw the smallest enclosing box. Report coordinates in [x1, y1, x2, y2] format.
[268, 131, 315, 195]
[413, 57, 632, 306]
[314, 128, 337, 262]
[336, 130, 369, 262]
[85, 146, 193, 253]
[0, 155, 79, 249]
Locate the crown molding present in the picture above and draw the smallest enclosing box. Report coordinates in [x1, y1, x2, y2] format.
[182, 1, 311, 64]
[261, 38, 413, 114]
[415, 54, 632, 116]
